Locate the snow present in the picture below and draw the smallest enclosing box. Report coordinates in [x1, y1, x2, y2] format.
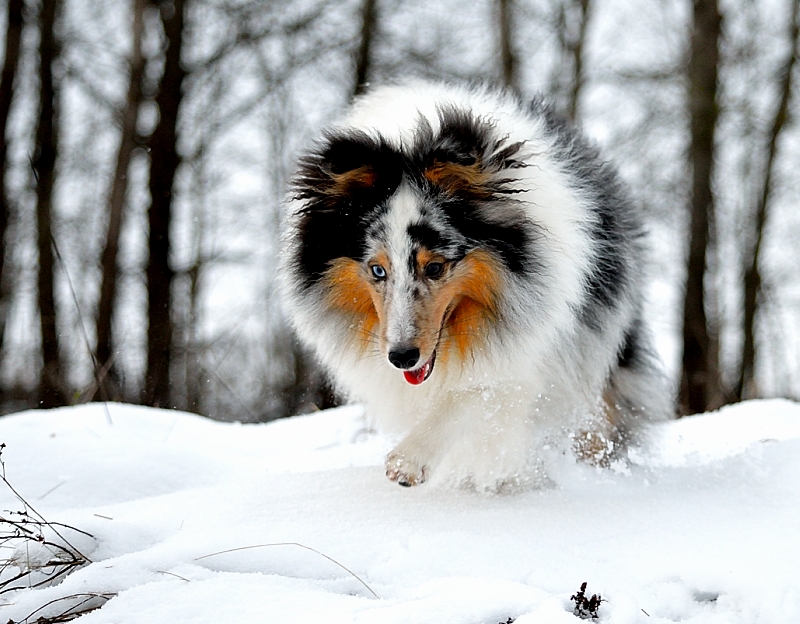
[1, 399, 799, 623]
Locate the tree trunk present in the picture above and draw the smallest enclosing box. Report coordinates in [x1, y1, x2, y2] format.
[144, 0, 186, 407]
[549, 0, 592, 120]
[94, 0, 146, 401]
[33, 0, 66, 408]
[679, 0, 722, 415]
[738, 0, 799, 400]
[567, 0, 591, 122]
[498, 0, 519, 90]
[0, 0, 24, 360]
[353, 0, 376, 97]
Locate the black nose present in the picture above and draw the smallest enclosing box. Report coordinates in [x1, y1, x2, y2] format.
[388, 346, 420, 370]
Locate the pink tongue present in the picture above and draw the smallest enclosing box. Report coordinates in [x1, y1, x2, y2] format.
[403, 353, 434, 385]
[403, 367, 427, 385]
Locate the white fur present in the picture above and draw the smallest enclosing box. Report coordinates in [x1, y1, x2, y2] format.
[281, 81, 668, 492]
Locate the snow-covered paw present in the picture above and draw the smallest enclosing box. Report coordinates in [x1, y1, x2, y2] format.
[385, 451, 428, 487]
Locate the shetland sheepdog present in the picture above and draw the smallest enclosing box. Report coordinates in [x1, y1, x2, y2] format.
[280, 81, 670, 491]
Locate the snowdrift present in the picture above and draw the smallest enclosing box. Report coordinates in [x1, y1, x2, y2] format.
[1, 399, 799, 623]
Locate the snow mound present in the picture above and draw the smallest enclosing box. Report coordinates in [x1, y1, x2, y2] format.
[1, 399, 799, 623]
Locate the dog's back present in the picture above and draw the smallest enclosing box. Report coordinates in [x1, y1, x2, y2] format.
[281, 81, 671, 490]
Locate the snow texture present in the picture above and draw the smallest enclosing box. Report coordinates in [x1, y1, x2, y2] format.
[1, 399, 799, 623]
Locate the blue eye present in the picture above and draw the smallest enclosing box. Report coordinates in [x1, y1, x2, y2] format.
[371, 265, 387, 279]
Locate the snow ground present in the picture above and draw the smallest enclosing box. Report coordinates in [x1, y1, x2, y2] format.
[1, 399, 799, 623]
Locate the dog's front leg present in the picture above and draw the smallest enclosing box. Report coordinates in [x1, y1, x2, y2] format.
[385, 383, 539, 489]
[385, 410, 455, 487]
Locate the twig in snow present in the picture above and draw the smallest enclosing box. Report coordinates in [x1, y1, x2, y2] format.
[0, 445, 94, 595]
[195, 541, 379, 599]
[6, 591, 114, 623]
[0, 444, 92, 562]
[157, 570, 191, 582]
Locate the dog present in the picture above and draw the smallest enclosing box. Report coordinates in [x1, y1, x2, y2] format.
[280, 80, 670, 491]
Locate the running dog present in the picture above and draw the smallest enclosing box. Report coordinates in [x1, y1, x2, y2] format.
[280, 81, 670, 490]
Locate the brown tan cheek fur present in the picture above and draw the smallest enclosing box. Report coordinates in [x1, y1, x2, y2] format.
[323, 257, 385, 351]
[435, 250, 503, 364]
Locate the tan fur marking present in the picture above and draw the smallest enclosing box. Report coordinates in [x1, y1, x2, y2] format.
[444, 251, 502, 358]
[424, 161, 492, 199]
[329, 166, 376, 196]
[324, 258, 381, 349]
[415, 248, 444, 275]
[373, 250, 390, 272]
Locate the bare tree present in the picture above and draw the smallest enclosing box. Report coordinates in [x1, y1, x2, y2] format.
[737, 0, 799, 400]
[93, 0, 147, 401]
[498, 0, 519, 90]
[0, 0, 24, 362]
[565, 0, 591, 121]
[353, 0, 377, 97]
[680, 0, 724, 414]
[546, 0, 593, 120]
[33, 0, 67, 408]
[144, 0, 187, 407]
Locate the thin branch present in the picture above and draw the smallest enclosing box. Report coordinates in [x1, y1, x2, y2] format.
[195, 542, 378, 599]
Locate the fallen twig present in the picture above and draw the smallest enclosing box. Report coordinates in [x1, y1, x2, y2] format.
[195, 541, 379, 599]
[7, 591, 115, 623]
[0, 445, 94, 595]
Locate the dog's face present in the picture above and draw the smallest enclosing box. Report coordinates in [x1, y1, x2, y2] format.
[325, 219, 504, 384]
[290, 111, 532, 384]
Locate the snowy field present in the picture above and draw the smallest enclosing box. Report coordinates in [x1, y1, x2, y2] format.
[1, 399, 799, 623]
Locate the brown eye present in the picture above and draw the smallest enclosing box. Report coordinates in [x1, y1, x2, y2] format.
[424, 262, 444, 278]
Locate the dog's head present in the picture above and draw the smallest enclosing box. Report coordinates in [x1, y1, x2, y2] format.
[288, 107, 533, 384]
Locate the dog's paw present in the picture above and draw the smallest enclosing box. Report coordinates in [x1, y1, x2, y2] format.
[385, 451, 428, 487]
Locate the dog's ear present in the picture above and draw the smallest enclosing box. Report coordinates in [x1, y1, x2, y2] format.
[420, 111, 490, 199]
[325, 138, 385, 196]
[421, 109, 525, 200]
[326, 137, 380, 175]
[294, 133, 402, 207]
[424, 158, 490, 199]
[291, 134, 402, 286]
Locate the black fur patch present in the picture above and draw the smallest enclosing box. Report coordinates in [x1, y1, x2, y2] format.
[291, 132, 403, 286]
[406, 223, 443, 250]
[435, 195, 531, 274]
[618, 325, 638, 368]
[408, 110, 534, 274]
[532, 98, 642, 325]
[618, 317, 646, 370]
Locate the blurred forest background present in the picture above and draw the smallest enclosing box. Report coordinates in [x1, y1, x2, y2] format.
[0, 0, 797, 421]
